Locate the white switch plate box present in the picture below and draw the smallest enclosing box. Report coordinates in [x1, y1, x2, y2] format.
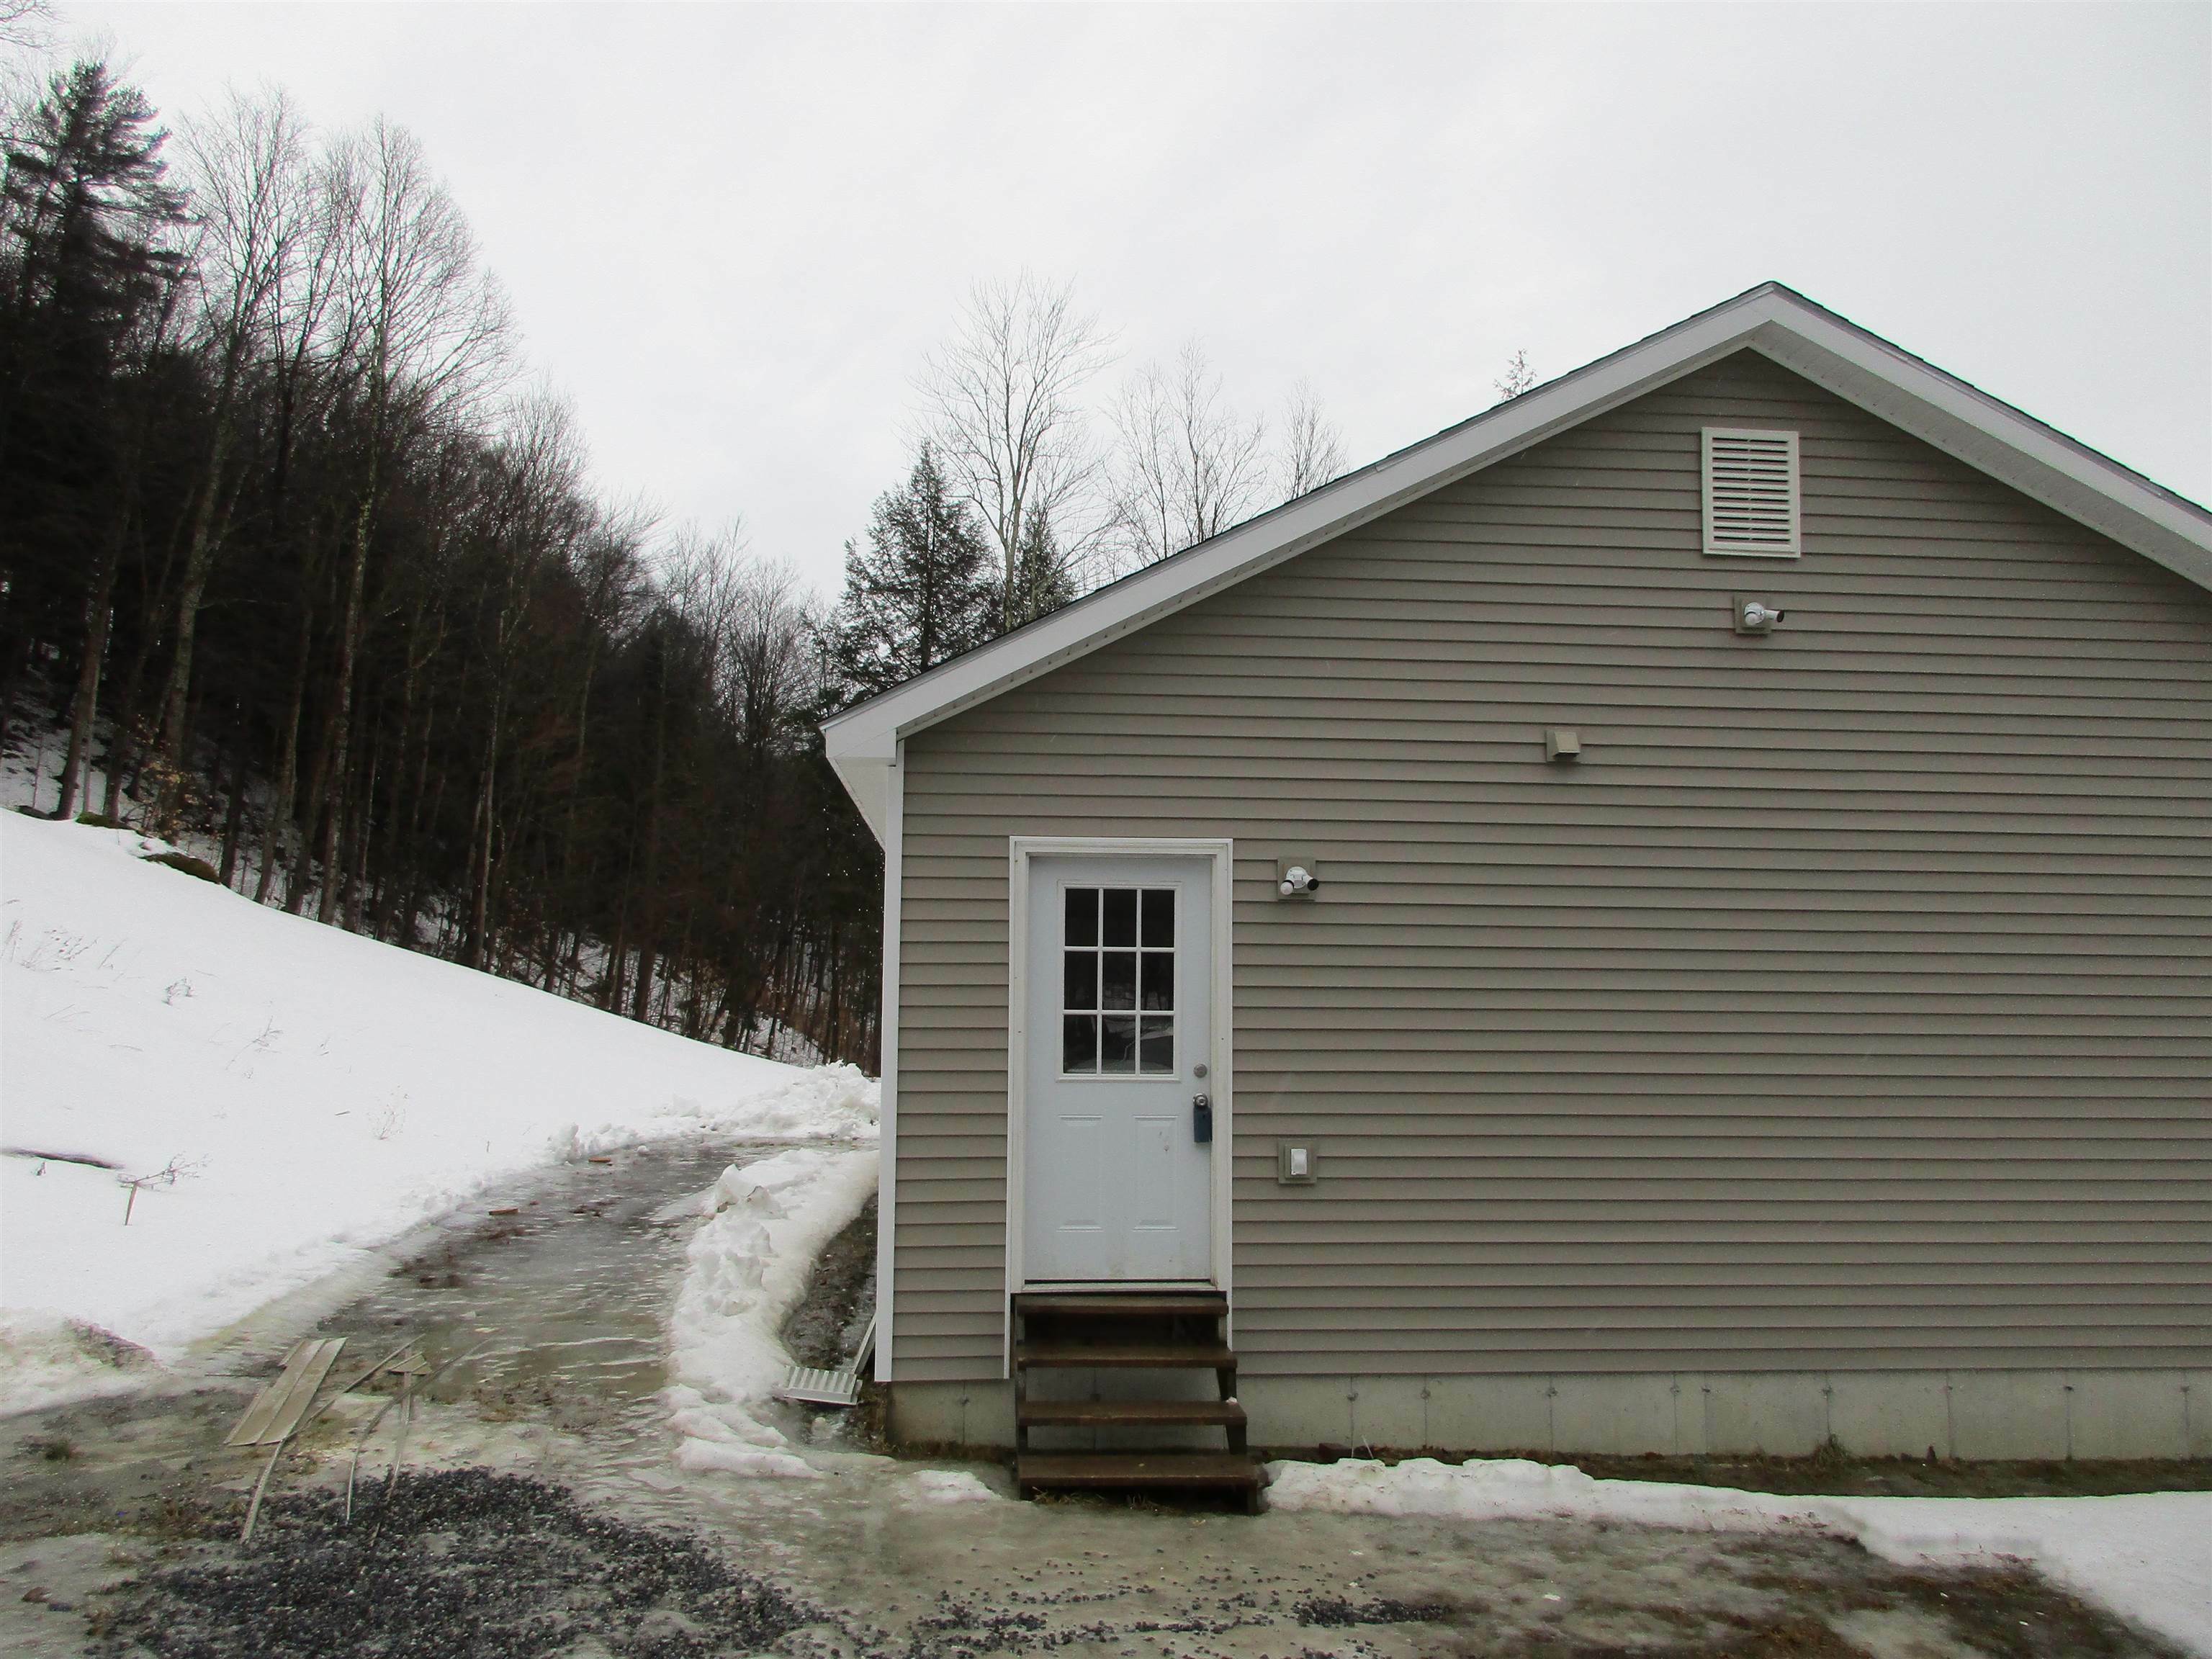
[1277, 1143, 1317, 1184]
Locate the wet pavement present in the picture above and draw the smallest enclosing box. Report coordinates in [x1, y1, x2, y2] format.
[1, 1138, 2192, 1659]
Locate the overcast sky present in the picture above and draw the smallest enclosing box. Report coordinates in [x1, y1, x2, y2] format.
[52, 2, 2212, 598]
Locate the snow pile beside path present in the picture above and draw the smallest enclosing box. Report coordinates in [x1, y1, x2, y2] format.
[0, 1308, 157, 1417]
[1, 813, 874, 1399]
[664, 1145, 878, 1480]
[904, 1470, 1000, 1505]
[1266, 1457, 2212, 1655]
[1265, 1456, 1827, 1532]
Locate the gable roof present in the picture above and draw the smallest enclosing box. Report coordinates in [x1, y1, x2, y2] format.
[823, 282, 2212, 839]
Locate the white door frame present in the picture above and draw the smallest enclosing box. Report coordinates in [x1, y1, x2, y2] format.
[1004, 837, 1233, 1368]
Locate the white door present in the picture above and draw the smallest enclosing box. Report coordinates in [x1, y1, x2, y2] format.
[1022, 854, 1214, 1283]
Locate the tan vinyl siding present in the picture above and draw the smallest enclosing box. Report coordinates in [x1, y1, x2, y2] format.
[891, 349, 2212, 1382]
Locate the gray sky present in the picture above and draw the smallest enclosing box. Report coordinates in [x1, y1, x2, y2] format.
[58, 2, 2212, 597]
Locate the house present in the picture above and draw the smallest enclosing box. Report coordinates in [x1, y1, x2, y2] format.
[822, 284, 2212, 1496]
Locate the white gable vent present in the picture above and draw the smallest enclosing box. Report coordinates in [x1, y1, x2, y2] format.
[1702, 428, 1801, 557]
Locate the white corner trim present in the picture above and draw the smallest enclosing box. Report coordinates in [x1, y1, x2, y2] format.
[1001, 837, 1236, 1377]
[821, 284, 2212, 804]
[871, 740, 903, 1383]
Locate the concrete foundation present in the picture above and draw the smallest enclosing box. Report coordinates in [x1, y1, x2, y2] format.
[888, 1368, 2212, 1459]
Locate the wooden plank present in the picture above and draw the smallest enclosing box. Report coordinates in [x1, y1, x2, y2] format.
[1014, 1292, 1225, 1318]
[1017, 1452, 1260, 1489]
[1015, 1343, 1235, 1370]
[225, 1337, 346, 1448]
[1017, 1399, 1246, 1428]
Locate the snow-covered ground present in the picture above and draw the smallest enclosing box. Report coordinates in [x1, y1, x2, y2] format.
[1, 811, 876, 1411]
[1267, 1456, 2212, 1655]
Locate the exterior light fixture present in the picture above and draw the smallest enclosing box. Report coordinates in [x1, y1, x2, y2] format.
[1735, 598, 1786, 635]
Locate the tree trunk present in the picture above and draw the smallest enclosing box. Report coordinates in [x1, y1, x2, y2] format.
[466, 703, 498, 970]
[55, 523, 122, 822]
[318, 457, 379, 925]
[218, 710, 251, 887]
[287, 698, 336, 916]
[345, 721, 382, 932]
[254, 598, 315, 904]
[150, 421, 239, 832]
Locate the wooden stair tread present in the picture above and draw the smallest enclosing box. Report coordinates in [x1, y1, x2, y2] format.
[1014, 1292, 1226, 1318]
[1017, 1398, 1246, 1427]
[1017, 1452, 1261, 1490]
[1016, 1343, 1236, 1370]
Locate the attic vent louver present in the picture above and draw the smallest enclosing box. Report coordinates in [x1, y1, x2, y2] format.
[1702, 428, 1801, 557]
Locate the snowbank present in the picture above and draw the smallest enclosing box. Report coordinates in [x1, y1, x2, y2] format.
[903, 1470, 1001, 1505]
[1, 813, 876, 1403]
[0, 1308, 158, 1417]
[1265, 1456, 2212, 1655]
[663, 1144, 878, 1478]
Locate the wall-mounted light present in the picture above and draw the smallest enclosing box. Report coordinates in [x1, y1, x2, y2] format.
[1277, 860, 1321, 898]
[1735, 597, 1786, 636]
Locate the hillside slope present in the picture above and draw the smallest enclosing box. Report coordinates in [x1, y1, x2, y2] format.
[0, 813, 875, 1393]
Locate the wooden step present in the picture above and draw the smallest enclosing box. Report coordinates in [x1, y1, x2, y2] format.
[1014, 1292, 1226, 1319]
[1017, 1398, 1246, 1429]
[1015, 1343, 1236, 1370]
[1017, 1451, 1262, 1492]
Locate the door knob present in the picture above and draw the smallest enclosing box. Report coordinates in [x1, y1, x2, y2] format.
[1192, 1094, 1213, 1144]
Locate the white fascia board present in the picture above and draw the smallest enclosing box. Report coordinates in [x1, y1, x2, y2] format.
[822, 285, 2212, 832]
[1743, 320, 2212, 593]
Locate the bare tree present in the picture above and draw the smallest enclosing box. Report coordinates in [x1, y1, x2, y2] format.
[914, 273, 1112, 628]
[1277, 378, 1347, 500]
[313, 116, 510, 922]
[0, 3, 53, 138]
[251, 131, 359, 897]
[460, 387, 585, 962]
[1106, 341, 1270, 572]
[1495, 348, 1536, 402]
[147, 87, 315, 829]
[728, 554, 818, 764]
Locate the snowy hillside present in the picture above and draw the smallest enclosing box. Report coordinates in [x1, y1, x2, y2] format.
[1, 812, 876, 1400]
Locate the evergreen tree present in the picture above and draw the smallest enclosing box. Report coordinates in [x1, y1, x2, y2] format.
[1004, 510, 1075, 629]
[0, 58, 187, 757]
[829, 442, 996, 701]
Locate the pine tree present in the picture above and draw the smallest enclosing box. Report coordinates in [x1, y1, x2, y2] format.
[0, 58, 187, 766]
[1004, 511, 1074, 629]
[829, 443, 997, 702]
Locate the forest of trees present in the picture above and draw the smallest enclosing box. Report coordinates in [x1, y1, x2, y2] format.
[0, 48, 1367, 1072]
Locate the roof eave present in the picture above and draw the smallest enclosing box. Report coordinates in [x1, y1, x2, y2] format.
[822, 284, 1794, 773]
[822, 284, 2212, 839]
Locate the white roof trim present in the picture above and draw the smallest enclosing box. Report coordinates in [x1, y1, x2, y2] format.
[824, 283, 2212, 836]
